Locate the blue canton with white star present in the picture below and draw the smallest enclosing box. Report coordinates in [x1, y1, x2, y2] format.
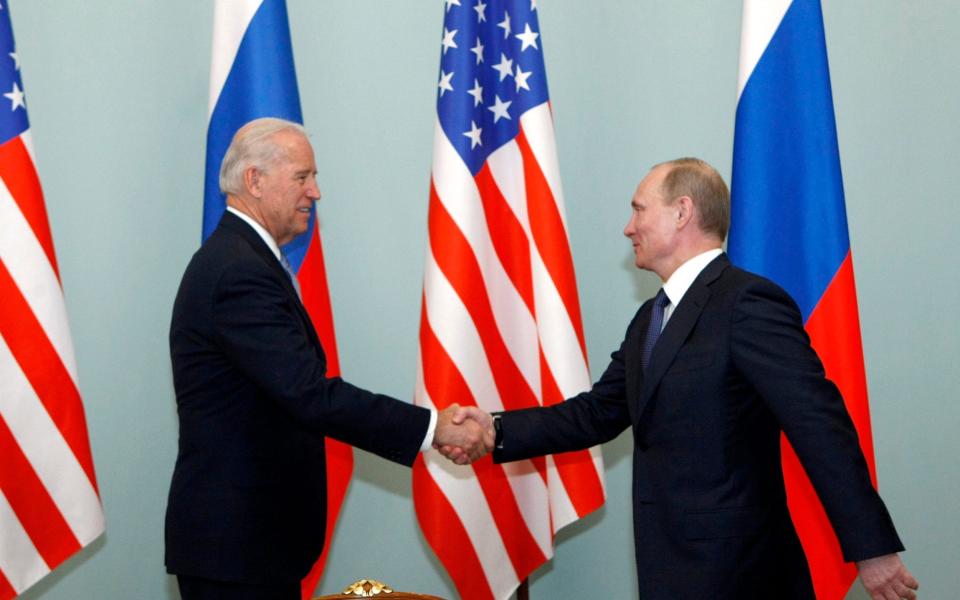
[436, 0, 548, 175]
[0, 2, 30, 146]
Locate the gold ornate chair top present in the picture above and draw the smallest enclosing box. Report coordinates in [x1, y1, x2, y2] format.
[313, 579, 447, 600]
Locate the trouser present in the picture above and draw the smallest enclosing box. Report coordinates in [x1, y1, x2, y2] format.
[176, 574, 300, 600]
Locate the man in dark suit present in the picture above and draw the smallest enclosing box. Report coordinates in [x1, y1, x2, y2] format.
[449, 158, 917, 599]
[166, 118, 490, 600]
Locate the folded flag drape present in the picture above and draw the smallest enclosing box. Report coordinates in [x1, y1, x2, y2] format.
[413, 2, 606, 598]
[0, 5, 104, 598]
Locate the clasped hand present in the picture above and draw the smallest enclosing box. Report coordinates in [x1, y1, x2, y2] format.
[432, 404, 494, 465]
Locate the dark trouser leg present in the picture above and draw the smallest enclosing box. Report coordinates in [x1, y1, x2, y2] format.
[176, 574, 300, 600]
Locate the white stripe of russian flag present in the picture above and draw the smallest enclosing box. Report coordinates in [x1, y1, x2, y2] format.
[208, 0, 263, 116]
[737, 0, 793, 101]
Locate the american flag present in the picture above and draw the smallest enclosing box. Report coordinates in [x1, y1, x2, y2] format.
[204, 1, 350, 597]
[412, 1, 605, 598]
[0, 4, 104, 598]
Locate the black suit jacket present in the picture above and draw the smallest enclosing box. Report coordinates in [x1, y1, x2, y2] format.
[166, 211, 430, 584]
[494, 254, 902, 599]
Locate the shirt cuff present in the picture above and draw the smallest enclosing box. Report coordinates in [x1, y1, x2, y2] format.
[419, 408, 438, 452]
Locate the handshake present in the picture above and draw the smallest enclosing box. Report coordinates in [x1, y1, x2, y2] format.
[431, 404, 495, 465]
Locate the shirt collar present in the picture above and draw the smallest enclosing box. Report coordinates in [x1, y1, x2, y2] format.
[662, 248, 723, 308]
[226, 206, 282, 261]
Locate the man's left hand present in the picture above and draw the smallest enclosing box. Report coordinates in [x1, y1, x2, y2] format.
[856, 553, 918, 600]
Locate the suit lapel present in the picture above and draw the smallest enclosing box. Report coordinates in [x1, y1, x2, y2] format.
[635, 254, 729, 420]
[219, 212, 323, 350]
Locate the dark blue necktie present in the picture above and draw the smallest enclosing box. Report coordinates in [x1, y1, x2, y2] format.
[641, 289, 670, 370]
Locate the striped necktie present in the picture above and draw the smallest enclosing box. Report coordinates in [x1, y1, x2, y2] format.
[641, 289, 670, 371]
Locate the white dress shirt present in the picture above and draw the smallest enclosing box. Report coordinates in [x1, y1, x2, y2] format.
[659, 248, 723, 329]
[226, 206, 282, 260]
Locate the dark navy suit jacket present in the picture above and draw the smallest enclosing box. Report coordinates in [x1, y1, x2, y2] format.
[494, 254, 902, 599]
[166, 211, 430, 583]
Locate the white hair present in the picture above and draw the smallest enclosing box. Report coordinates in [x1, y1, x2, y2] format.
[219, 117, 308, 196]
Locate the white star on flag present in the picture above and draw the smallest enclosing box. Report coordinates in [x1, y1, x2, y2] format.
[4, 80, 25, 110]
[462, 120, 482, 149]
[514, 65, 532, 92]
[470, 37, 484, 65]
[474, 0, 487, 23]
[445, 0, 461, 13]
[467, 78, 483, 107]
[516, 23, 539, 51]
[497, 11, 511, 39]
[488, 95, 512, 123]
[441, 27, 458, 54]
[9, 50, 18, 69]
[492, 53, 514, 82]
[437, 69, 454, 97]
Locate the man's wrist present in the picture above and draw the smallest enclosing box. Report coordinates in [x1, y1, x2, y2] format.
[492, 413, 503, 450]
[420, 408, 438, 452]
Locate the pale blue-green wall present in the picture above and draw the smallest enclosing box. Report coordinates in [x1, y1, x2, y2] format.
[9, 1, 958, 599]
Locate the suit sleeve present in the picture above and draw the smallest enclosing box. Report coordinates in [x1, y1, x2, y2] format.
[730, 278, 903, 561]
[211, 262, 430, 466]
[494, 311, 640, 463]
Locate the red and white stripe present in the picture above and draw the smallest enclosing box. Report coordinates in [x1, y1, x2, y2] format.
[0, 131, 104, 599]
[413, 102, 605, 600]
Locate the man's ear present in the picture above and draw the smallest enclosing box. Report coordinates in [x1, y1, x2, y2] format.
[243, 166, 262, 198]
[676, 195, 695, 229]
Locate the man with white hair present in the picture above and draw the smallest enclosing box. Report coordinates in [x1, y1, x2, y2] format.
[165, 118, 490, 599]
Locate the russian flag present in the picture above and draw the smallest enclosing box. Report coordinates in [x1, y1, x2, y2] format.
[204, 1, 350, 597]
[729, 1, 877, 598]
